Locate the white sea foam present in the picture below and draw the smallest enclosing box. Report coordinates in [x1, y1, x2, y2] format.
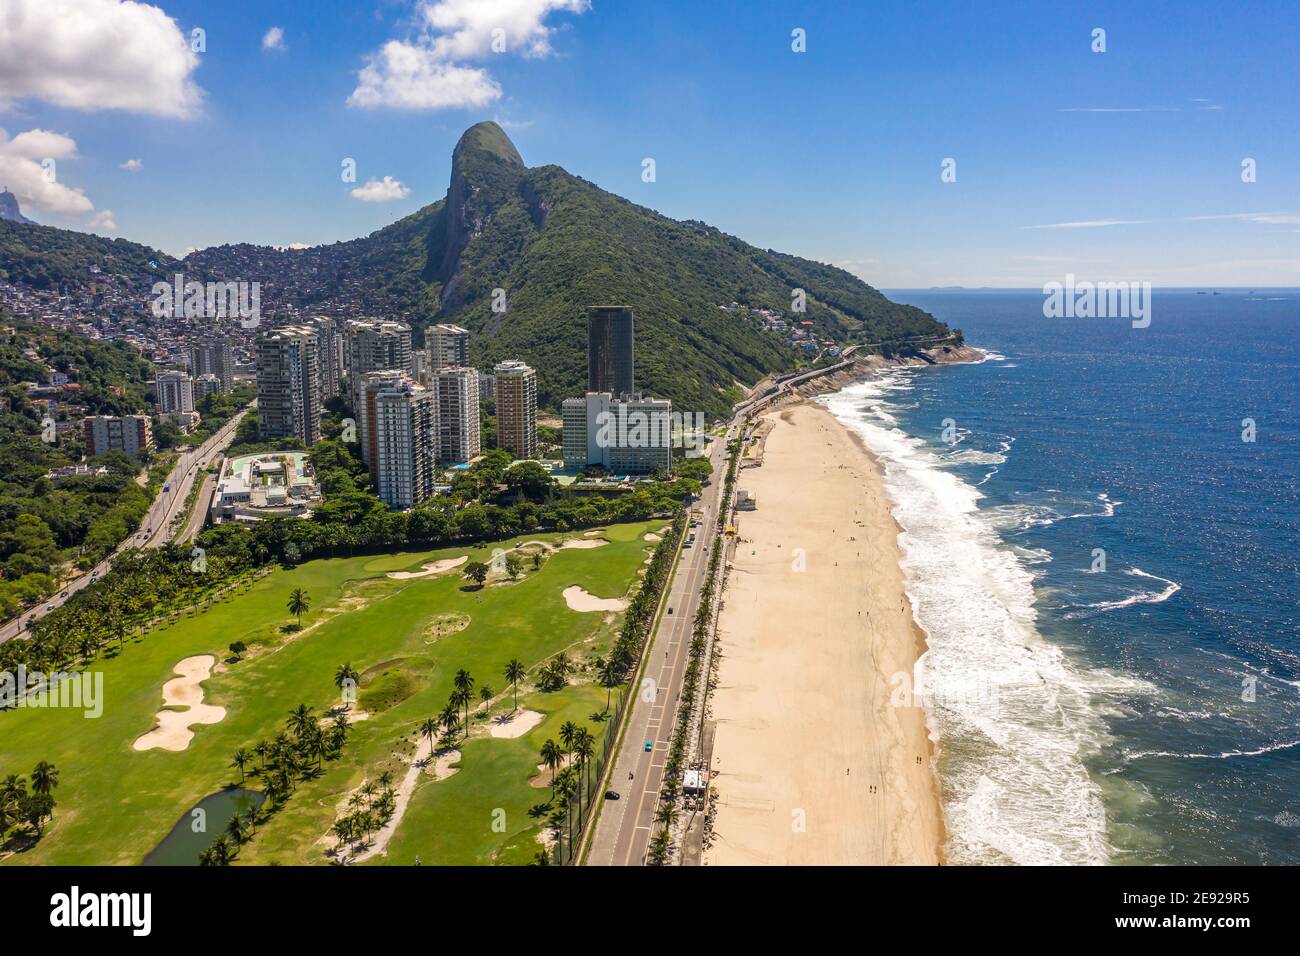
[823, 378, 1153, 866]
[983, 493, 1119, 533]
[1063, 568, 1182, 619]
[1126, 738, 1300, 761]
[945, 449, 1008, 466]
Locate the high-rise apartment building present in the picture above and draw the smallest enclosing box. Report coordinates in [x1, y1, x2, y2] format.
[433, 366, 480, 465]
[83, 415, 154, 460]
[587, 306, 635, 398]
[426, 324, 470, 374]
[194, 373, 222, 401]
[370, 376, 437, 510]
[256, 326, 321, 444]
[309, 316, 341, 400]
[360, 370, 408, 469]
[493, 360, 537, 459]
[155, 369, 194, 414]
[190, 337, 234, 393]
[347, 320, 412, 463]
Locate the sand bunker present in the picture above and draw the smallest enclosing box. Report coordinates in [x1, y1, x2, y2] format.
[387, 555, 468, 579]
[490, 709, 545, 739]
[583, 529, 605, 537]
[563, 586, 628, 613]
[559, 539, 608, 550]
[644, 532, 661, 542]
[133, 655, 226, 752]
[424, 749, 461, 781]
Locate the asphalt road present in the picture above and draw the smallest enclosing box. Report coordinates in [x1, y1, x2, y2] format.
[585, 347, 861, 864]
[0, 406, 250, 643]
[585, 419, 738, 866]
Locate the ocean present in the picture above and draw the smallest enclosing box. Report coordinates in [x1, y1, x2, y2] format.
[823, 289, 1299, 865]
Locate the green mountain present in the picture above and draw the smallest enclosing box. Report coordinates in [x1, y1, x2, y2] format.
[0, 217, 176, 290]
[0, 122, 956, 417]
[356, 121, 955, 415]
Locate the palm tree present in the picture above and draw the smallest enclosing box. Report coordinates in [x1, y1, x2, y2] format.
[559, 720, 578, 756]
[420, 717, 439, 754]
[30, 761, 58, 796]
[504, 659, 526, 712]
[287, 588, 310, 628]
[452, 688, 472, 739]
[334, 663, 360, 708]
[309, 728, 328, 769]
[598, 658, 619, 711]
[287, 703, 315, 740]
[226, 814, 245, 844]
[574, 729, 596, 797]
[1, 775, 24, 803]
[453, 669, 474, 735]
[478, 685, 493, 711]
[210, 834, 234, 866]
[231, 748, 250, 782]
[540, 739, 563, 799]
[254, 740, 271, 771]
[438, 702, 460, 739]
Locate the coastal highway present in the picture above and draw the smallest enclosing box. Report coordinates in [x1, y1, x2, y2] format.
[586, 342, 893, 864]
[585, 416, 737, 866]
[0, 406, 251, 643]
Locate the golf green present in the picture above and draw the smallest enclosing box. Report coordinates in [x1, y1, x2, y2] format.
[0, 520, 666, 865]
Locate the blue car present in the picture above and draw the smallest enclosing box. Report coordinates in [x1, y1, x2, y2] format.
[644, 740, 653, 752]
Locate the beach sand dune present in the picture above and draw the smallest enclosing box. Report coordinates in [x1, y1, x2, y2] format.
[705, 402, 943, 865]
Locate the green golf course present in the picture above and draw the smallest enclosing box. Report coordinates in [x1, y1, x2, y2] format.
[0, 520, 668, 865]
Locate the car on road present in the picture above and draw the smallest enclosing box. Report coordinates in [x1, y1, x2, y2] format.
[644, 740, 653, 752]
[604, 790, 620, 800]
[46, 604, 55, 611]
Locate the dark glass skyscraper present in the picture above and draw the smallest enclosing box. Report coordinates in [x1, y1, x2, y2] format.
[587, 306, 635, 397]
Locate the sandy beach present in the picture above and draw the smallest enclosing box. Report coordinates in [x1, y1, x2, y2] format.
[704, 401, 943, 865]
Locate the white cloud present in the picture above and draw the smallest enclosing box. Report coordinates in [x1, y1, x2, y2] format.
[262, 26, 285, 52]
[348, 0, 589, 110]
[119, 158, 143, 172]
[1186, 212, 1300, 226]
[88, 209, 117, 232]
[350, 175, 412, 202]
[421, 0, 590, 60]
[1022, 219, 1150, 230]
[348, 42, 500, 110]
[0, 0, 203, 118]
[0, 127, 94, 217]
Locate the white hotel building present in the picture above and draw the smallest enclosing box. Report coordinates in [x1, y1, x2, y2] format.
[562, 392, 672, 475]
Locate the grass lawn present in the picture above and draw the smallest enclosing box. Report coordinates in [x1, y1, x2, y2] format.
[0, 520, 666, 865]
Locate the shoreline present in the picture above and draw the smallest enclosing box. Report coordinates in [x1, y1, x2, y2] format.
[704, 400, 944, 865]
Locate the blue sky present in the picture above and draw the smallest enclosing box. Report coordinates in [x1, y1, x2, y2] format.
[3, 0, 1298, 286]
